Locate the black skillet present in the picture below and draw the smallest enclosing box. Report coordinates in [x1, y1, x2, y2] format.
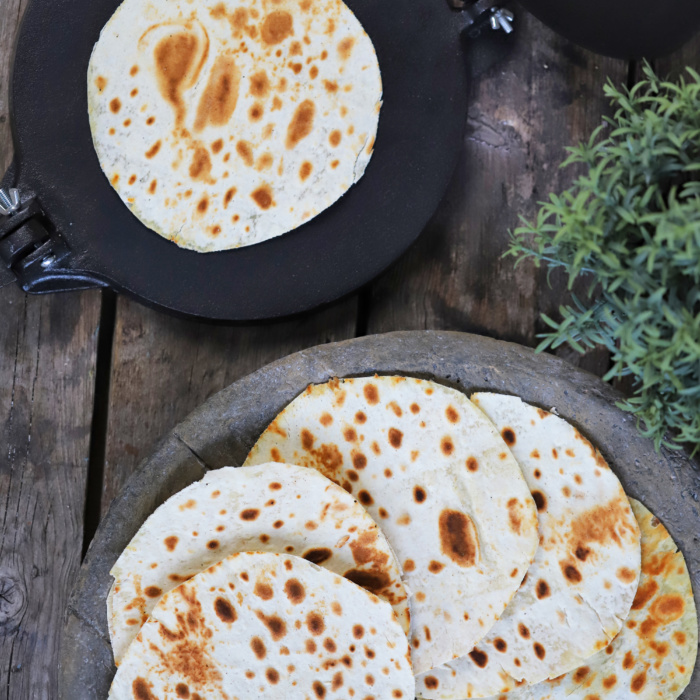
[2, 0, 699, 321]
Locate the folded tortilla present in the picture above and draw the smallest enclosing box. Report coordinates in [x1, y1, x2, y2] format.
[482, 498, 698, 699]
[108, 551, 415, 699]
[108, 463, 408, 665]
[416, 393, 642, 698]
[245, 376, 540, 674]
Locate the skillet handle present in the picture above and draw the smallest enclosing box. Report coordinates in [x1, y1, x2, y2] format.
[456, 0, 518, 80]
[1, 161, 108, 294]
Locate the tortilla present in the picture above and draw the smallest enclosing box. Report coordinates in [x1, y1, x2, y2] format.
[107, 551, 414, 699]
[108, 463, 408, 665]
[87, 0, 382, 251]
[245, 376, 539, 674]
[415, 393, 642, 699]
[484, 499, 698, 700]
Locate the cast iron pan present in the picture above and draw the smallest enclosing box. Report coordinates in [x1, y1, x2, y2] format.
[59, 331, 700, 698]
[2, 0, 473, 321]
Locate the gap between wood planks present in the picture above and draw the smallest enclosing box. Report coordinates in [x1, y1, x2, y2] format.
[79, 57, 642, 559]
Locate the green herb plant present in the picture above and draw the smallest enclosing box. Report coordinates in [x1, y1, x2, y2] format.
[507, 62, 700, 455]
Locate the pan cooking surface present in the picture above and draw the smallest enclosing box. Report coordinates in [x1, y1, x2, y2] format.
[10, 0, 468, 320]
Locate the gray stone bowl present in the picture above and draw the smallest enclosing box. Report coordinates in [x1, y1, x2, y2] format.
[58, 331, 700, 699]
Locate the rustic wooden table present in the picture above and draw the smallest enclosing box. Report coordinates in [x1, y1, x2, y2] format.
[1, 1, 698, 696]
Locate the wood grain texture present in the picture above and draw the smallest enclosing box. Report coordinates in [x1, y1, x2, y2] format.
[0, 286, 100, 698]
[364, 12, 626, 378]
[1, 4, 101, 698]
[100, 295, 358, 512]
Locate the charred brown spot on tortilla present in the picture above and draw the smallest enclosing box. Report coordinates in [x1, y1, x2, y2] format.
[210, 138, 224, 154]
[468, 649, 488, 668]
[96, 76, 107, 92]
[439, 509, 479, 567]
[575, 545, 591, 561]
[123, 118, 132, 127]
[532, 490, 547, 512]
[501, 427, 516, 446]
[357, 490, 373, 506]
[194, 55, 240, 132]
[353, 411, 367, 425]
[110, 97, 121, 113]
[284, 578, 305, 604]
[189, 145, 212, 182]
[352, 624, 365, 639]
[236, 140, 254, 166]
[323, 637, 337, 652]
[338, 37, 355, 60]
[153, 33, 203, 128]
[649, 594, 684, 622]
[343, 568, 390, 595]
[256, 611, 287, 640]
[351, 452, 367, 469]
[305, 638, 317, 653]
[312, 680, 326, 698]
[249, 70, 271, 98]
[343, 426, 357, 442]
[329, 129, 342, 147]
[494, 638, 507, 652]
[111, 174, 120, 186]
[306, 611, 325, 635]
[572, 666, 590, 684]
[630, 670, 647, 693]
[323, 79, 339, 94]
[251, 185, 273, 209]
[413, 486, 427, 503]
[428, 560, 444, 574]
[214, 597, 236, 623]
[533, 642, 546, 660]
[440, 436, 454, 456]
[255, 153, 273, 171]
[128, 174, 137, 185]
[145, 140, 162, 159]
[616, 566, 636, 583]
[285, 99, 315, 149]
[536, 579, 551, 599]
[254, 581, 274, 600]
[347, 469, 359, 482]
[518, 623, 530, 639]
[552, 448, 559, 458]
[261, 11, 293, 45]
[603, 674, 617, 688]
[363, 383, 379, 404]
[175, 682, 189, 698]
[146, 116, 155, 125]
[303, 548, 332, 565]
[133, 677, 158, 700]
[674, 631, 686, 645]
[300, 428, 315, 450]
[568, 499, 637, 562]
[388, 428, 403, 448]
[507, 498, 524, 534]
[164, 536, 179, 551]
[424, 676, 439, 689]
[144, 586, 162, 598]
[561, 562, 583, 583]
[240, 508, 260, 521]
[249, 102, 264, 122]
[223, 187, 237, 207]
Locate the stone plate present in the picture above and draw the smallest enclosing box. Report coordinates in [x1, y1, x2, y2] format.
[58, 331, 700, 699]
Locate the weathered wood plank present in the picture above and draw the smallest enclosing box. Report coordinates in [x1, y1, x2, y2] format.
[0, 286, 101, 698]
[100, 295, 358, 512]
[364, 13, 626, 379]
[0, 3, 101, 697]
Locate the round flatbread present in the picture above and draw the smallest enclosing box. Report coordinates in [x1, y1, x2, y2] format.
[245, 376, 539, 674]
[416, 393, 642, 699]
[484, 499, 698, 700]
[107, 551, 415, 699]
[88, 0, 382, 251]
[108, 463, 408, 665]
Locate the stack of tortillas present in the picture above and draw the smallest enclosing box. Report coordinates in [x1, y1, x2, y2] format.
[106, 376, 697, 700]
[88, 0, 382, 251]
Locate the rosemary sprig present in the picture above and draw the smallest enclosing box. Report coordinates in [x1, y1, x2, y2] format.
[507, 62, 700, 455]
